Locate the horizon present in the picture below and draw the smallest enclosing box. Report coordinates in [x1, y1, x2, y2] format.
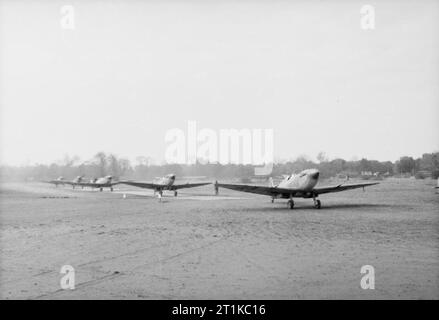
[1, 150, 437, 168]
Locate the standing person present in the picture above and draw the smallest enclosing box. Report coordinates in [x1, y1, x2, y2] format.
[214, 180, 219, 195]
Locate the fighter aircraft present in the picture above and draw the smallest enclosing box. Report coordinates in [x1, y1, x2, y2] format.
[119, 174, 211, 199]
[47, 175, 85, 188]
[217, 168, 379, 209]
[76, 175, 119, 192]
[47, 176, 65, 187]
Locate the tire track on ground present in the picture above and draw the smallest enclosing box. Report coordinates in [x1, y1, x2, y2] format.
[32, 235, 232, 299]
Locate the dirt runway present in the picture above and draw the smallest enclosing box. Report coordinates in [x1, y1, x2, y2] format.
[1, 179, 438, 299]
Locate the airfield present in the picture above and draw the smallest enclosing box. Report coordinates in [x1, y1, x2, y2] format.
[0, 178, 438, 299]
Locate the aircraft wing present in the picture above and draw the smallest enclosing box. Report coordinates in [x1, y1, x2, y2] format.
[118, 181, 158, 189]
[46, 180, 72, 185]
[313, 182, 379, 195]
[119, 181, 211, 190]
[217, 182, 379, 197]
[217, 183, 299, 196]
[74, 181, 120, 187]
[74, 182, 99, 187]
[171, 182, 211, 190]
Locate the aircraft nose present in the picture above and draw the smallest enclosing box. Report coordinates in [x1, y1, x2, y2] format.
[311, 172, 320, 179]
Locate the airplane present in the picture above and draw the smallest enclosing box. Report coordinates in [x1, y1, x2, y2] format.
[47, 176, 65, 187]
[47, 175, 85, 188]
[217, 168, 379, 209]
[119, 174, 211, 199]
[75, 175, 119, 192]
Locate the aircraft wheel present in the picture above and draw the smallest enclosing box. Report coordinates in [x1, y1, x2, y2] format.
[174, 191, 178, 197]
[288, 199, 294, 209]
[314, 199, 321, 209]
[100, 188, 103, 192]
[110, 187, 114, 192]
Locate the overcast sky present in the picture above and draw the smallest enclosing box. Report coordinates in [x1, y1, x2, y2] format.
[1, 0, 438, 166]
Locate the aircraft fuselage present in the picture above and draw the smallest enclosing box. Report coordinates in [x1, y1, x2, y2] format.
[277, 169, 320, 191]
[152, 174, 176, 190]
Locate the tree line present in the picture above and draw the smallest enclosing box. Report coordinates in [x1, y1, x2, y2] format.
[1, 152, 438, 182]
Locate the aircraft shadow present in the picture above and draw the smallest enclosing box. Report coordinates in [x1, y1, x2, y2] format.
[254, 203, 396, 211]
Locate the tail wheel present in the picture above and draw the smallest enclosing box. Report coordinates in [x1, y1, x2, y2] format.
[288, 199, 295, 209]
[314, 199, 321, 209]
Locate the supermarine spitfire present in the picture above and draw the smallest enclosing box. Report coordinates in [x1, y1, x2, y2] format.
[119, 174, 211, 199]
[217, 168, 379, 209]
[47, 175, 85, 188]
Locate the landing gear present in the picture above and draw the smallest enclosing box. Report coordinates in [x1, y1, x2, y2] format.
[287, 199, 295, 209]
[100, 187, 103, 192]
[174, 190, 178, 197]
[271, 197, 275, 203]
[110, 187, 114, 192]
